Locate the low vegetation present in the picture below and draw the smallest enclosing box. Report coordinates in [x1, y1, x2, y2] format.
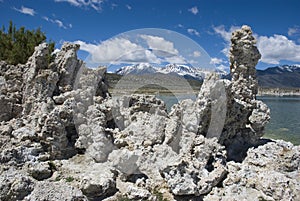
[65, 176, 75, 182]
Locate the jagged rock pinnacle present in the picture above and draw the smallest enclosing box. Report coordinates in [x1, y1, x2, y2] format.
[230, 25, 261, 100]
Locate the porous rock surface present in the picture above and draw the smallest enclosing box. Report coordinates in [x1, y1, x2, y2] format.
[0, 26, 299, 201]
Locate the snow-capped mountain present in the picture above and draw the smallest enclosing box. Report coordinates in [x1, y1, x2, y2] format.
[115, 64, 300, 88]
[157, 64, 204, 80]
[267, 64, 300, 73]
[115, 63, 158, 75]
[257, 64, 300, 88]
[114, 63, 224, 81]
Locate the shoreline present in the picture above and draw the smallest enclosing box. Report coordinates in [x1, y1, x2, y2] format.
[109, 89, 300, 97]
[258, 87, 300, 96]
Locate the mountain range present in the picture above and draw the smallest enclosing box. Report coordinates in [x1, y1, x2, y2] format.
[257, 65, 300, 88]
[115, 63, 227, 81]
[114, 63, 300, 89]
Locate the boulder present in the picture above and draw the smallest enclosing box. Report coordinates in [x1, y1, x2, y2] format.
[205, 140, 300, 201]
[58, 156, 118, 200]
[27, 161, 53, 181]
[24, 181, 87, 201]
[0, 169, 34, 201]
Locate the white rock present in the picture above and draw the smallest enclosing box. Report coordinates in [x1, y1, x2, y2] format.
[59, 156, 117, 199]
[0, 169, 34, 201]
[12, 127, 36, 141]
[24, 181, 87, 201]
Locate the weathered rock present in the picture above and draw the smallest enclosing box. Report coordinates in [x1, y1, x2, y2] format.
[55, 42, 82, 93]
[11, 127, 36, 141]
[0, 139, 43, 165]
[77, 125, 115, 162]
[165, 74, 230, 147]
[204, 186, 274, 201]
[27, 161, 53, 180]
[58, 156, 118, 200]
[137, 144, 180, 182]
[22, 43, 58, 115]
[0, 95, 13, 121]
[101, 94, 168, 150]
[0, 124, 13, 136]
[222, 26, 270, 152]
[0, 169, 34, 201]
[24, 181, 87, 201]
[0, 41, 113, 200]
[108, 148, 142, 177]
[115, 111, 166, 147]
[204, 140, 300, 201]
[40, 98, 78, 159]
[75, 100, 115, 162]
[116, 179, 152, 200]
[166, 26, 271, 162]
[161, 137, 227, 196]
[0, 61, 24, 121]
[104, 93, 230, 197]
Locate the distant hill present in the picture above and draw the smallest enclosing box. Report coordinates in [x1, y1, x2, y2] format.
[109, 64, 300, 92]
[222, 65, 300, 89]
[257, 65, 300, 88]
[106, 72, 202, 94]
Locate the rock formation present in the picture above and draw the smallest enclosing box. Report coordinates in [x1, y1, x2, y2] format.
[0, 25, 299, 201]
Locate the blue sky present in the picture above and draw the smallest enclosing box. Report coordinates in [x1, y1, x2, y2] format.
[1, 0, 300, 71]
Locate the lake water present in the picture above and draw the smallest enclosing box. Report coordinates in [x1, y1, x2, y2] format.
[258, 96, 300, 145]
[157, 94, 300, 145]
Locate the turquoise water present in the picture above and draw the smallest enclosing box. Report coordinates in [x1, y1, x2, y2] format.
[157, 95, 300, 145]
[258, 96, 300, 145]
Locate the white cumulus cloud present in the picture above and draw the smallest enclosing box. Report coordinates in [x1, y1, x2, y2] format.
[165, 56, 186, 64]
[140, 34, 186, 63]
[188, 6, 198, 15]
[187, 28, 200, 37]
[54, 0, 104, 11]
[75, 35, 189, 65]
[74, 38, 161, 64]
[126, 4, 132, 10]
[140, 35, 179, 56]
[288, 26, 300, 36]
[43, 16, 72, 29]
[210, 57, 229, 72]
[213, 25, 240, 57]
[257, 34, 300, 64]
[214, 25, 300, 65]
[213, 25, 240, 42]
[193, 51, 201, 57]
[210, 57, 223, 65]
[13, 6, 36, 16]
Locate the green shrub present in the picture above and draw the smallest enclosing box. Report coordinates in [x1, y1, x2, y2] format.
[0, 21, 55, 65]
[65, 176, 74, 182]
[55, 176, 61, 181]
[153, 189, 168, 201]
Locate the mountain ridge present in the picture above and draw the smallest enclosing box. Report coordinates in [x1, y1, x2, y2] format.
[115, 63, 227, 81]
[114, 63, 300, 89]
[257, 65, 300, 88]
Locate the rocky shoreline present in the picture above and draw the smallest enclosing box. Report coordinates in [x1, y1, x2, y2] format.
[0, 26, 299, 201]
[258, 87, 300, 96]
